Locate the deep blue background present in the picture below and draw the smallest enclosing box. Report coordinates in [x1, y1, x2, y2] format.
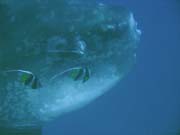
[43, 0, 180, 135]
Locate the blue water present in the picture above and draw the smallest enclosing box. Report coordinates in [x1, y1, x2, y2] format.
[43, 0, 180, 135]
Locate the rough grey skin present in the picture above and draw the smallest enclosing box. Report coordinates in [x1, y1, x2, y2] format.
[0, 0, 140, 131]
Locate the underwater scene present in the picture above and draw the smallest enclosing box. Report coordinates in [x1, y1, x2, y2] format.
[0, 0, 179, 135]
